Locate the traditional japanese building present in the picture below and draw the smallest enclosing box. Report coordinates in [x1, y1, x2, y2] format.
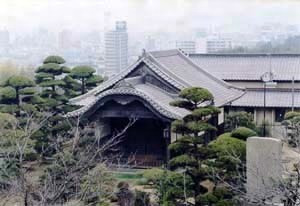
[66, 49, 244, 166]
[67, 50, 300, 166]
[189, 53, 300, 137]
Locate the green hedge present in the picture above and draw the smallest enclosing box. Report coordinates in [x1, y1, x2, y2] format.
[231, 127, 257, 140]
[209, 133, 246, 161]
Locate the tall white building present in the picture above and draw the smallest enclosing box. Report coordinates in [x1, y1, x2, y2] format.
[105, 21, 128, 76]
[0, 29, 9, 47]
[58, 29, 73, 50]
[175, 40, 196, 54]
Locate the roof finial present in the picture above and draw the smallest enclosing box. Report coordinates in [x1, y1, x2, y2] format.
[138, 49, 147, 60]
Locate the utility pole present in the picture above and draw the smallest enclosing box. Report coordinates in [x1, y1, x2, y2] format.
[292, 76, 295, 111]
[263, 82, 266, 137]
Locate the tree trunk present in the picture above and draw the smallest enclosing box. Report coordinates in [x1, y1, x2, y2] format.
[16, 87, 20, 106]
[24, 189, 28, 206]
[81, 77, 85, 94]
[15, 87, 21, 117]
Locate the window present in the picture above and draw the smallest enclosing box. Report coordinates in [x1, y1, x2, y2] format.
[275, 108, 286, 122]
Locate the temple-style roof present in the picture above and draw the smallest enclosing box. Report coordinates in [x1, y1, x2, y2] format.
[189, 53, 300, 81]
[148, 50, 244, 106]
[67, 49, 244, 118]
[67, 82, 189, 119]
[231, 88, 300, 108]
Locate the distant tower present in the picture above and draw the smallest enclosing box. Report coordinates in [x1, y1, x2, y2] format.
[104, 11, 112, 32]
[105, 21, 128, 76]
[0, 29, 9, 47]
[58, 29, 72, 50]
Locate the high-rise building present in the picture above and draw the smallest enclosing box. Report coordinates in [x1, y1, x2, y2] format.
[58, 29, 73, 50]
[105, 21, 128, 76]
[176, 40, 196, 54]
[0, 29, 9, 47]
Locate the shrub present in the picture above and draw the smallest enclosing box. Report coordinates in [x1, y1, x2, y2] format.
[81, 164, 116, 205]
[284, 111, 300, 120]
[134, 190, 150, 206]
[225, 111, 255, 132]
[210, 134, 246, 158]
[142, 168, 164, 183]
[169, 154, 198, 170]
[231, 127, 257, 140]
[143, 169, 193, 205]
[196, 193, 218, 205]
[209, 133, 246, 170]
[196, 187, 234, 206]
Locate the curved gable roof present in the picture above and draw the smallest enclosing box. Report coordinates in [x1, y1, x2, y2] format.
[148, 50, 244, 106]
[66, 84, 189, 119]
[67, 49, 245, 118]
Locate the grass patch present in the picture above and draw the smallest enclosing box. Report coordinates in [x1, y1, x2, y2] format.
[112, 170, 145, 185]
[114, 172, 143, 180]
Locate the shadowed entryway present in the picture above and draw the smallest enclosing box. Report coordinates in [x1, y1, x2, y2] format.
[110, 118, 167, 167]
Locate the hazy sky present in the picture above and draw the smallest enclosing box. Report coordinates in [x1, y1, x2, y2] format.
[1, 0, 300, 33]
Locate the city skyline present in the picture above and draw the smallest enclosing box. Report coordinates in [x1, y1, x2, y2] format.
[1, 0, 300, 34]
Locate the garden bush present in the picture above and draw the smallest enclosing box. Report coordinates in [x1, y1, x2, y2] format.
[210, 134, 246, 158]
[231, 127, 257, 140]
[134, 190, 150, 206]
[142, 168, 164, 183]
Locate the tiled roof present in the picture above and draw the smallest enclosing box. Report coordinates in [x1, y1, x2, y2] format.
[148, 50, 244, 106]
[66, 83, 189, 119]
[231, 89, 300, 108]
[67, 49, 245, 118]
[189, 53, 300, 81]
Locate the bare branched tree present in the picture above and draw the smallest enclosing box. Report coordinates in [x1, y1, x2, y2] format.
[0, 114, 137, 206]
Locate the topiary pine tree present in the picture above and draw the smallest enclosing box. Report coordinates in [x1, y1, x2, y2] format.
[35, 55, 71, 111]
[34, 56, 72, 156]
[69, 65, 103, 95]
[3, 76, 35, 106]
[168, 87, 220, 206]
[0, 75, 43, 116]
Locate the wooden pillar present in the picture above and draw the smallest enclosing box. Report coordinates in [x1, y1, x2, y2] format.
[95, 118, 111, 139]
[163, 124, 171, 168]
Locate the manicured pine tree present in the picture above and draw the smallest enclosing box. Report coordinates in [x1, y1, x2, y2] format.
[3, 76, 35, 105]
[63, 75, 81, 99]
[35, 55, 71, 111]
[0, 75, 43, 115]
[34, 56, 72, 155]
[69, 65, 103, 95]
[168, 87, 220, 206]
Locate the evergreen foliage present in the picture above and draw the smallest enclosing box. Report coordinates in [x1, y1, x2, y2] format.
[282, 111, 300, 146]
[231, 127, 257, 141]
[3, 75, 35, 106]
[206, 133, 247, 205]
[224, 111, 255, 132]
[168, 87, 220, 205]
[142, 168, 193, 205]
[34, 56, 72, 156]
[69, 65, 104, 94]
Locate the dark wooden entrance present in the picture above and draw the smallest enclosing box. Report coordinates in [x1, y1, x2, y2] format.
[110, 118, 167, 167]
